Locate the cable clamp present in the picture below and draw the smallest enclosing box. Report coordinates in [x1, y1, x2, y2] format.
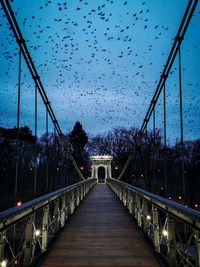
[175, 35, 183, 42]
[33, 75, 40, 81]
[161, 73, 168, 79]
[17, 38, 25, 44]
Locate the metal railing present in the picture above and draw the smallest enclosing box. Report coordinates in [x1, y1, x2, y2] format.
[0, 178, 96, 267]
[107, 178, 200, 267]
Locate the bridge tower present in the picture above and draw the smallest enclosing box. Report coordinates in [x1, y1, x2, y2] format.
[90, 155, 113, 183]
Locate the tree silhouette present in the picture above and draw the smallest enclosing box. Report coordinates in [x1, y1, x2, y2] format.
[69, 121, 88, 157]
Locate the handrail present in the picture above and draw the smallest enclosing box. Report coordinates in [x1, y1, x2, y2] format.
[110, 178, 200, 230]
[0, 178, 97, 266]
[107, 178, 200, 267]
[0, 180, 90, 230]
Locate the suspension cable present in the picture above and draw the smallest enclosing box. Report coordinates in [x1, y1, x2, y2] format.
[46, 108, 49, 193]
[0, 0, 84, 180]
[164, 82, 167, 190]
[153, 107, 156, 189]
[178, 47, 185, 198]
[118, 0, 198, 180]
[33, 83, 37, 199]
[15, 46, 21, 198]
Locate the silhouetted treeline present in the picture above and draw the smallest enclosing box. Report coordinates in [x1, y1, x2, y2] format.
[0, 124, 199, 211]
[86, 127, 200, 206]
[0, 122, 89, 210]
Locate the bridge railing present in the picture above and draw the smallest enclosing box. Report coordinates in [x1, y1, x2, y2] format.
[107, 178, 200, 267]
[0, 178, 96, 267]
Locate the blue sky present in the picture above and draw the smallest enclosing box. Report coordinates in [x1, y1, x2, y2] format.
[0, 0, 199, 144]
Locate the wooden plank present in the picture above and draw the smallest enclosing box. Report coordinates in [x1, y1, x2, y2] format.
[41, 184, 160, 267]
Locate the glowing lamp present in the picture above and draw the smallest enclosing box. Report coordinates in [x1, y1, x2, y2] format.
[163, 230, 168, 237]
[114, 166, 119, 170]
[80, 166, 84, 170]
[1, 260, 7, 267]
[147, 215, 151, 221]
[17, 201, 22, 207]
[35, 230, 41, 237]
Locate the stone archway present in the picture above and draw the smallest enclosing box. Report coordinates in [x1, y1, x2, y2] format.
[98, 166, 105, 183]
[90, 155, 113, 183]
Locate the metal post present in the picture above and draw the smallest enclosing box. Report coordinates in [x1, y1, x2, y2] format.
[85, 183, 90, 195]
[195, 232, 200, 267]
[0, 232, 5, 262]
[65, 192, 69, 221]
[167, 216, 177, 266]
[83, 183, 86, 198]
[128, 190, 133, 215]
[24, 214, 34, 266]
[152, 206, 160, 253]
[42, 205, 49, 253]
[60, 196, 66, 228]
[143, 200, 148, 234]
[178, 47, 185, 199]
[123, 187, 127, 206]
[118, 184, 121, 199]
[136, 195, 142, 227]
[52, 200, 59, 235]
[70, 190, 75, 215]
[134, 194, 138, 221]
[76, 186, 80, 207]
[119, 185, 123, 201]
[80, 183, 84, 201]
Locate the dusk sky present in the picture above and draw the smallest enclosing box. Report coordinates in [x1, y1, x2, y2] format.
[0, 0, 200, 145]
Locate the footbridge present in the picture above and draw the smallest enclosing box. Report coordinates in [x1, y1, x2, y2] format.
[0, 0, 199, 266]
[0, 178, 200, 266]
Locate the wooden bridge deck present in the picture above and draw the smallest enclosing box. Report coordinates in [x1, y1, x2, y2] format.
[41, 184, 160, 267]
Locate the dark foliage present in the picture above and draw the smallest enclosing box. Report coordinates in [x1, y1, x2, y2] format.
[86, 127, 200, 207]
[0, 124, 199, 211]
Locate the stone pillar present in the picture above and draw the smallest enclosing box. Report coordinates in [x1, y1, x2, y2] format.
[108, 163, 112, 178]
[95, 165, 98, 179]
[91, 163, 94, 178]
[105, 165, 108, 179]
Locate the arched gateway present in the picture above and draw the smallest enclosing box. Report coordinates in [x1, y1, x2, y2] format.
[90, 155, 113, 183]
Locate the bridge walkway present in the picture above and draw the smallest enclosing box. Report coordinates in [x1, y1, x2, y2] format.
[41, 184, 160, 267]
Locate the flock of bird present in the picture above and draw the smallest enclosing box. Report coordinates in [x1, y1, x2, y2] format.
[0, 0, 199, 142]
